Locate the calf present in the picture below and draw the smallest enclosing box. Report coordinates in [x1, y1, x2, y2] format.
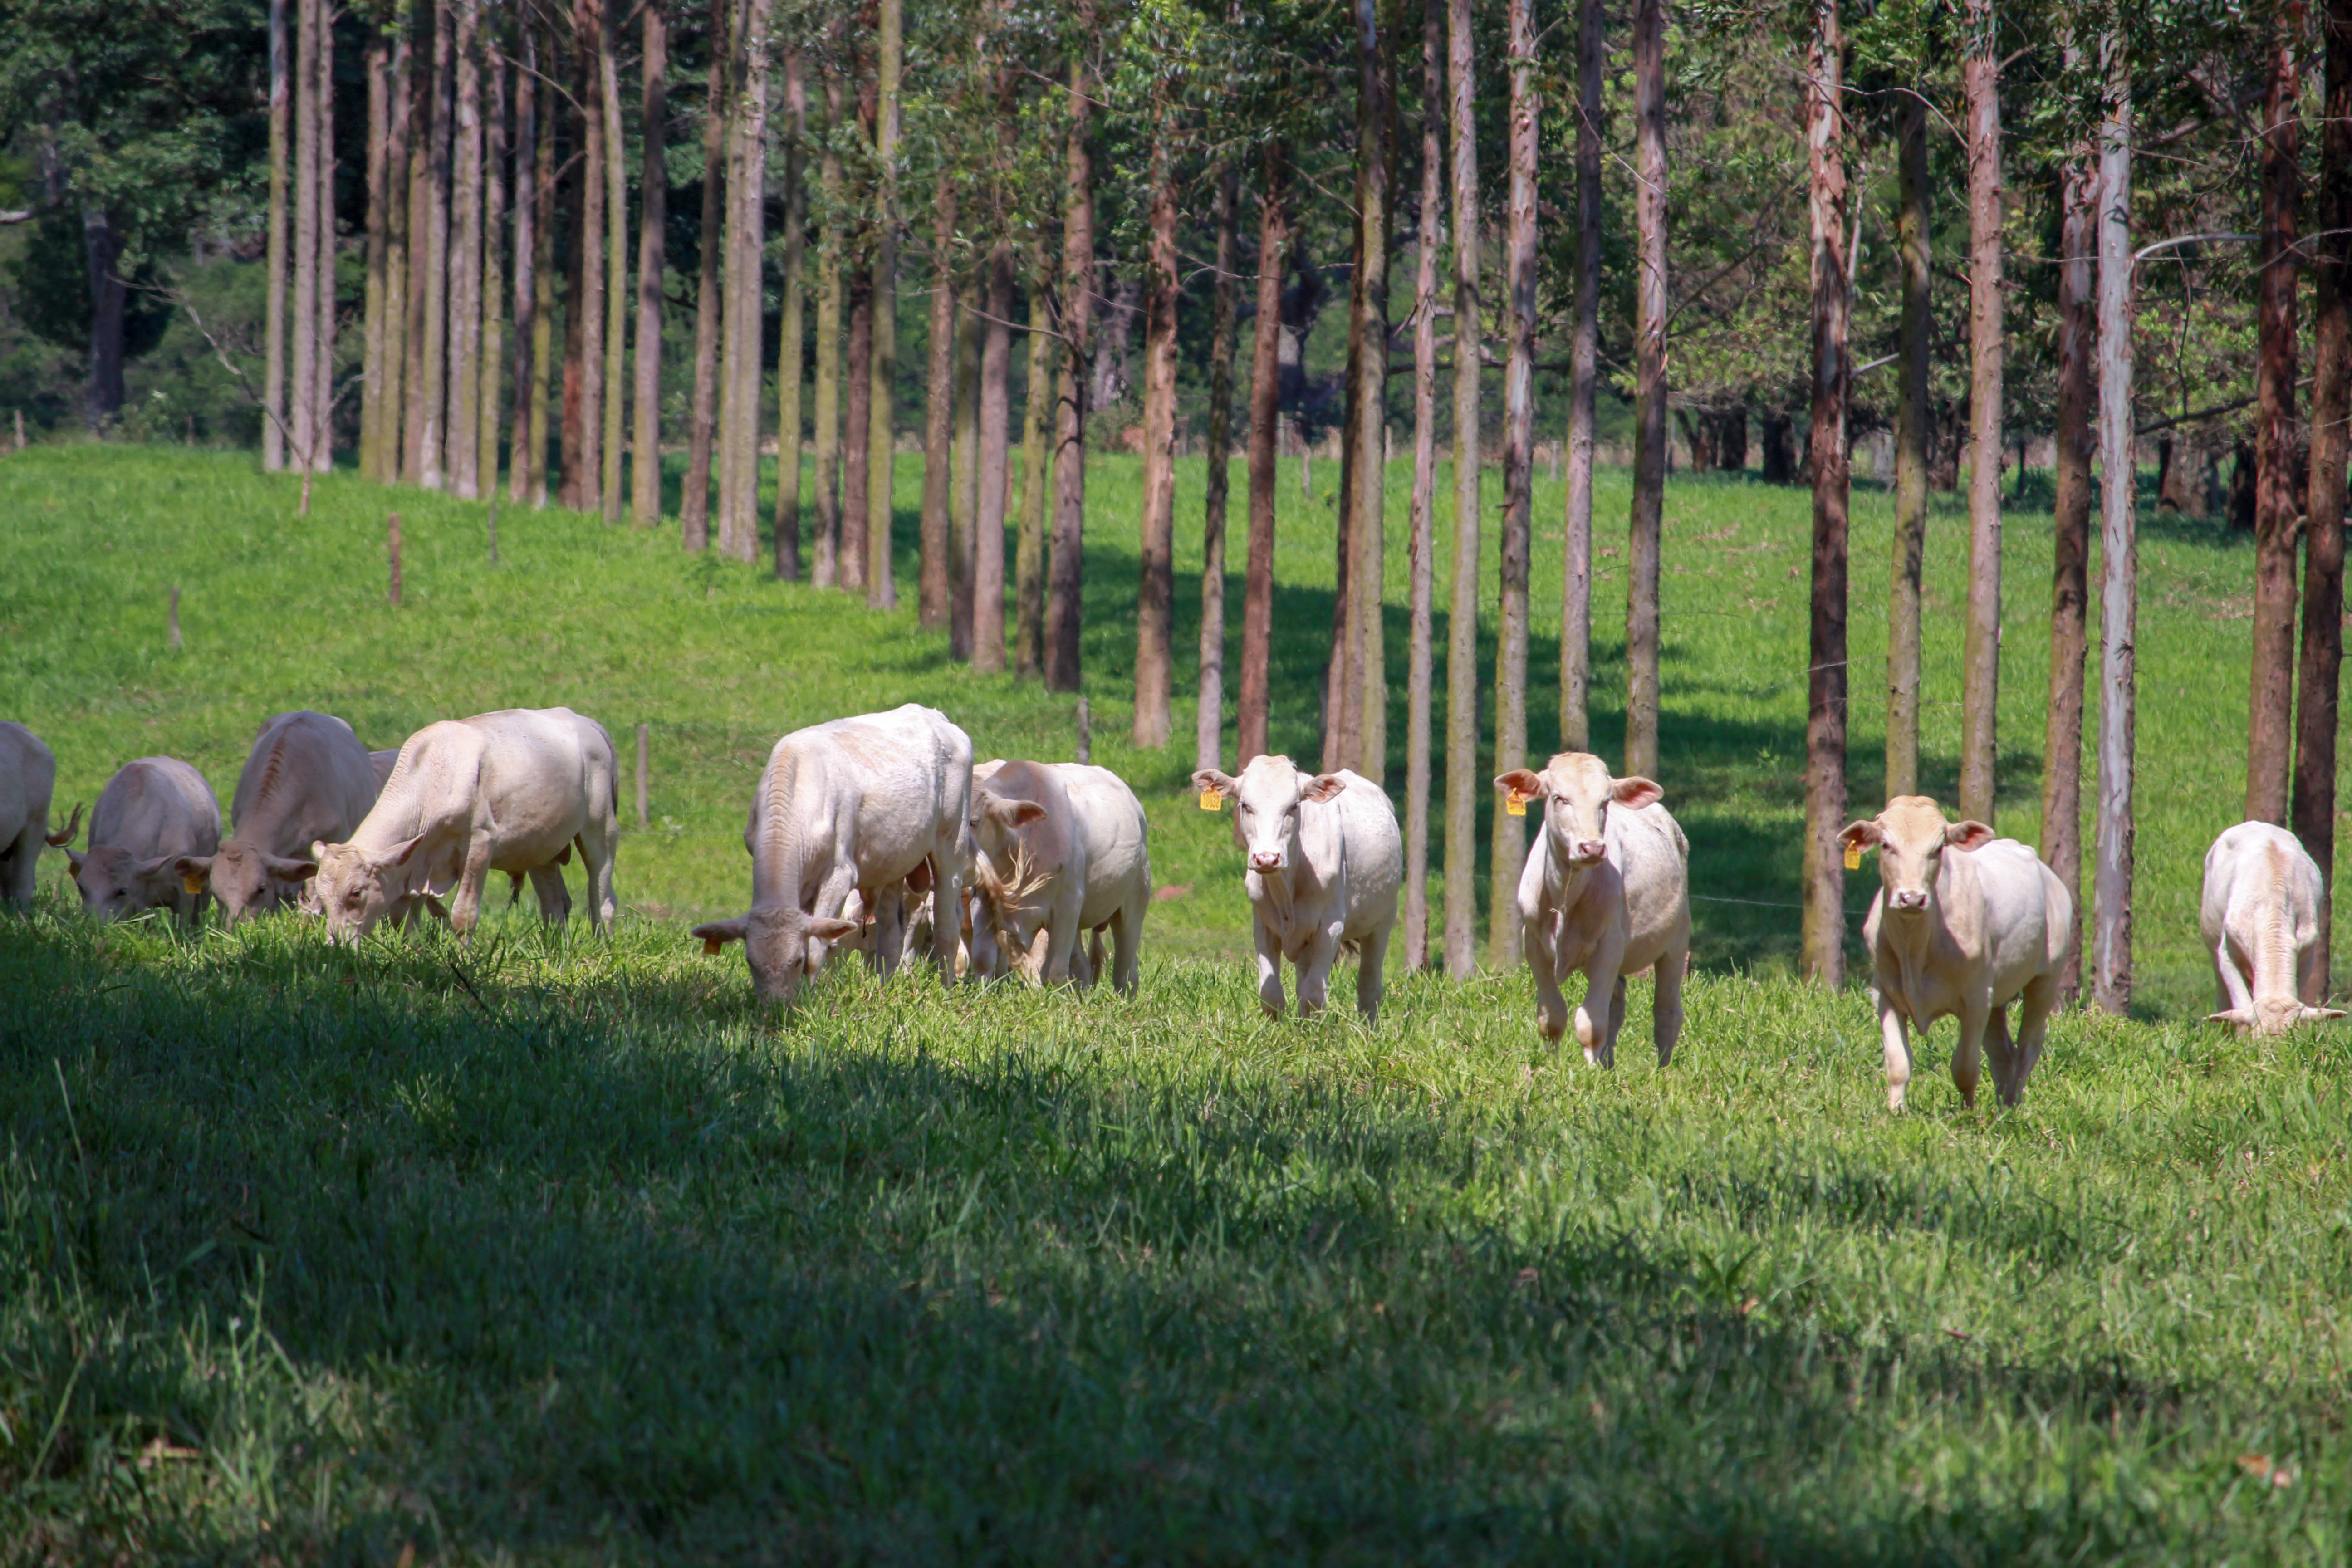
[692, 704, 971, 1002]
[2200, 820, 2345, 1036]
[970, 760, 1152, 995]
[176, 710, 383, 925]
[1492, 753, 1690, 1068]
[0, 722, 77, 911]
[1190, 756, 1401, 1023]
[69, 757, 222, 924]
[311, 706, 620, 941]
[1840, 796, 2072, 1111]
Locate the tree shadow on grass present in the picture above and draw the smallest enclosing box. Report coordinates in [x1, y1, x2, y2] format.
[0, 919, 2262, 1564]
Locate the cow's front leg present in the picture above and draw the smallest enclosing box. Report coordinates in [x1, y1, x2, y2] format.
[1295, 925, 1343, 1018]
[1354, 921, 1391, 1025]
[2009, 971, 2059, 1105]
[871, 883, 908, 980]
[1652, 940, 1687, 1068]
[1526, 909, 1570, 1043]
[1879, 994, 1912, 1111]
[928, 849, 965, 988]
[527, 863, 572, 927]
[1981, 999, 2019, 1106]
[1951, 991, 1992, 1108]
[1576, 930, 1628, 1066]
[449, 831, 495, 937]
[1253, 916, 1287, 1019]
[2214, 939, 2255, 1024]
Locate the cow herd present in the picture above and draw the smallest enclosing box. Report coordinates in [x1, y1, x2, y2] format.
[1, 701, 2342, 1112]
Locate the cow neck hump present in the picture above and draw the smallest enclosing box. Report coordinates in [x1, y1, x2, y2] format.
[2254, 839, 2298, 1001]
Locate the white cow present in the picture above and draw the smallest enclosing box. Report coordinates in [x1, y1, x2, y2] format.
[2200, 820, 2345, 1036]
[176, 710, 383, 925]
[311, 706, 620, 941]
[1840, 796, 2073, 1111]
[1, 722, 76, 911]
[969, 759, 1152, 995]
[1190, 755, 1401, 1023]
[692, 704, 972, 1002]
[69, 757, 222, 924]
[1493, 753, 1690, 1068]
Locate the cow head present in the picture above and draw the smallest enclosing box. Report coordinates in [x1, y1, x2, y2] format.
[969, 787, 1052, 956]
[691, 905, 861, 1003]
[2212, 997, 2348, 1036]
[177, 840, 319, 926]
[1838, 796, 1994, 919]
[310, 835, 438, 942]
[1495, 753, 1662, 872]
[68, 845, 187, 920]
[1191, 756, 1347, 878]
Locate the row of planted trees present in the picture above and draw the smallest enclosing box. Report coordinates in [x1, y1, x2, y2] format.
[245, 0, 2347, 1004]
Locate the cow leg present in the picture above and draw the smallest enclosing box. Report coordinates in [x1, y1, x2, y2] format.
[1295, 927, 1342, 1018]
[1526, 910, 1570, 1043]
[1254, 917, 1287, 1019]
[2214, 938, 2255, 1020]
[871, 883, 908, 980]
[1040, 893, 1081, 986]
[2, 826, 39, 910]
[928, 848, 965, 989]
[1652, 940, 1687, 1068]
[808, 865, 859, 973]
[2011, 970, 2059, 1104]
[449, 831, 495, 937]
[1354, 921, 1391, 1026]
[528, 863, 573, 927]
[580, 824, 618, 932]
[1879, 997, 1913, 1112]
[1022, 923, 1054, 986]
[1574, 961, 1621, 1068]
[1067, 931, 1096, 990]
[1981, 1001, 2019, 1107]
[1951, 994, 1991, 1109]
[1109, 902, 1142, 999]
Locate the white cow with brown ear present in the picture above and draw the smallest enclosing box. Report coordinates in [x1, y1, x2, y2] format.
[1839, 796, 2072, 1111]
[2200, 821, 2345, 1036]
[175, 710, 383, 926]
[0, 722, 78, 911]
[1494, 753, 1689, 1067]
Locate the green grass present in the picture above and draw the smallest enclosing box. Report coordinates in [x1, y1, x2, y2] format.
[0, 444, 2342, 1561]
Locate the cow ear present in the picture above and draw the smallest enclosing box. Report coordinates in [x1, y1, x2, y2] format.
[174, 855, 215, 894]
[133, 854, 184, 885]
[264, 853, 319, 882]
[1494, 768, 1547, 799]
[1190, 768, 1240, 796]
[1303, 773, 1349, 804]
[388, 833, 429, 866]
[1611, 775, 1663, 810]
[691, 917, 750, 955]
[2207, 1008, 2253, 1028]
[1837, 820, 1883, 851]
[66, 849, 86, 875]
[1945, 820, 1996, 852]
[805, 917, 861, 945]
[1004, 800, 1049, 828]
[311, 839, 334, 863]
[2303, 1006, 2348, 1023]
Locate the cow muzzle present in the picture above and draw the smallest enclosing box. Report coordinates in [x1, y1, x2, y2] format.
[1889, 889, 1928, 913]
[1569, 840, 1607, 866]
[1249, 851, 1284, 872]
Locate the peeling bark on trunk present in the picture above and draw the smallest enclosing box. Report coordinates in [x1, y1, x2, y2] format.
[921, 174, 959, 630]
[383, 29, 415, 484]
[1405, 0, 1442, 971]
[1957, 0, 2004, 826]
[632, 2, 671, 527]
[478, 46, 506, 493]
[866, 0, 903, 607]
[1134, 122, 1180, 749]
[600, 32, 628, 523]
[719, 0, 773, 563]
[313, 10, 336, 474]
[1353, 0, 1392, 785]
[772, 46, 806, 576]
[1801, 0, 1849, 988]
[290, 0, 320, 461]
[2249, 11, 2305, 827]
[681, 0, 727, 547]
[974, 240, 1014, 673]
[1560, 0, 1601, 754]
[1490, 0, 1534, 970]
[362, 30, 387, 480]
[267, 0, 290, 470]
[1624, 0, 1667, 779]
[2092, 39, 2136, 1015]
[1016, 250, 1054, 677]
[402, 13, 433, 485]
[1443, 0, 1482, 977]
[1197, 166, 1240, 775]
[1886, 92, 1928, 799]
[811, 56, 844, 582]
[570, 0, 608, 512]
[1044, 42, 1094, 691]
[447, 0, 482, 497]
[843, 271, 874, 593]
[1239, 147, 1289, 765]
[950, 267, 980, 654]
[524, 23, 554, 506]
[2045, 62, 2096, 1000]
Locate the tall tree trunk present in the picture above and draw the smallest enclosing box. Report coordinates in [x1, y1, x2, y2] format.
[1016, 248, 1055, 676]
[382, 29, 413, 484]
[509, 44, 538, 500]
[681, 0, 727, 546]
[524, 22, 555, 506]
[1560, 0, 1602, 753]
[422, 0, 455, 488]
[266, 0, 291, 470]
[2249, 10, 2305, 826]
[1887, 92, 1929, 798]
[843, 270, 873, 591]
[2296, 0, 2352, 995]
[719, 0, 774, 562]
[1405, 0, 1442, 970]
[401, 12, 433, 485]
[1355, 0, 1393, 785]
[1328, 247, 1362, 776]
[1239, 147, 1288, 764]
[290, 0, 320, 463]
[600, 30, 628, 522]
[1625, 0, 1667, 778]
[1044, 42, 1094, 691]
[2045, 54, 2096, 1000]
[1135, 118, 1181, 748]
[477, 44, 506, 492]
[1197, 166, 1240, 774]
[1489, 0, 1534, 969]
[950, 271, 980, 653]
[1801, 0, 1849, 986]
[867, 0, 903, 607]
[2092, 38, 2136, 1015]
[447, 0, 482, 497]
[811, 58, 844, 583]
[1443, 0, 1483, 976]
[920, 173, 959, 628]
[632, 0, 671, 526]
[974, 240, 1014, 672]
[567, 0, 607, 510]
[772, 45, 806, 576]
[1957, 0, 2004, 825]
[310, 3, 337, 472]
[362, 29, 388, 480]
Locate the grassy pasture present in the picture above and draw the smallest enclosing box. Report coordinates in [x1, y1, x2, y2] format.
[0, 444, 2344, 1561]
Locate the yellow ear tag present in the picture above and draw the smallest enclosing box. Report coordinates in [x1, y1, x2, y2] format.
[702, 936, 724, 956]
[1200, 787, 1224, 812]
[181, 872, 206, 896]
[1843, 844, 1862, 871]
[1506, 789, 1529, 817]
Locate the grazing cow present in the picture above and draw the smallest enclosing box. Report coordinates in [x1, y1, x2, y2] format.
[969, 760, 1152, 995]
[311, 706, 620, 941]
[691, 704, 972, 1002]
[1492, 753, 1690, 1068]
[174, 710, 382, 925]
[1, 722, 77, 911]
[2200, 820, 2345, 1036]
[1839, 796, 2072, 1111]
[68, 757, 222, 924]
[1189, 755, 1401, 1023]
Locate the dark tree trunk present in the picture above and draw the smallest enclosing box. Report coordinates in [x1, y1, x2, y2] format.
[843, 272, 874, 594]
[632, 0, 670, 526]
[920, 173, 959, 629]
[1443, 0, 1483, 976]
[1957, 0, 2004, 827]
[681, 0, 727, 547]
[2249, 13, 2304, 827]
[1044, 41, 1095, 693]
[1134, 116, 1180, 748]
[1887, 92, 1929, 799]
[1196, 166, 1240, 774]
[2045, 69, 2097, 1000]
[1490, 0, 1534, 968]
[1623, 0, 1668, 779]
[1239, 147, 1289, 765]
[2092, 37, 2136, 1015]
[974, 241, 1014, 672]
[82, 208, 127, 429]
[1802, 0, 1849, 986]
[1559, 0, 1601, 755]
